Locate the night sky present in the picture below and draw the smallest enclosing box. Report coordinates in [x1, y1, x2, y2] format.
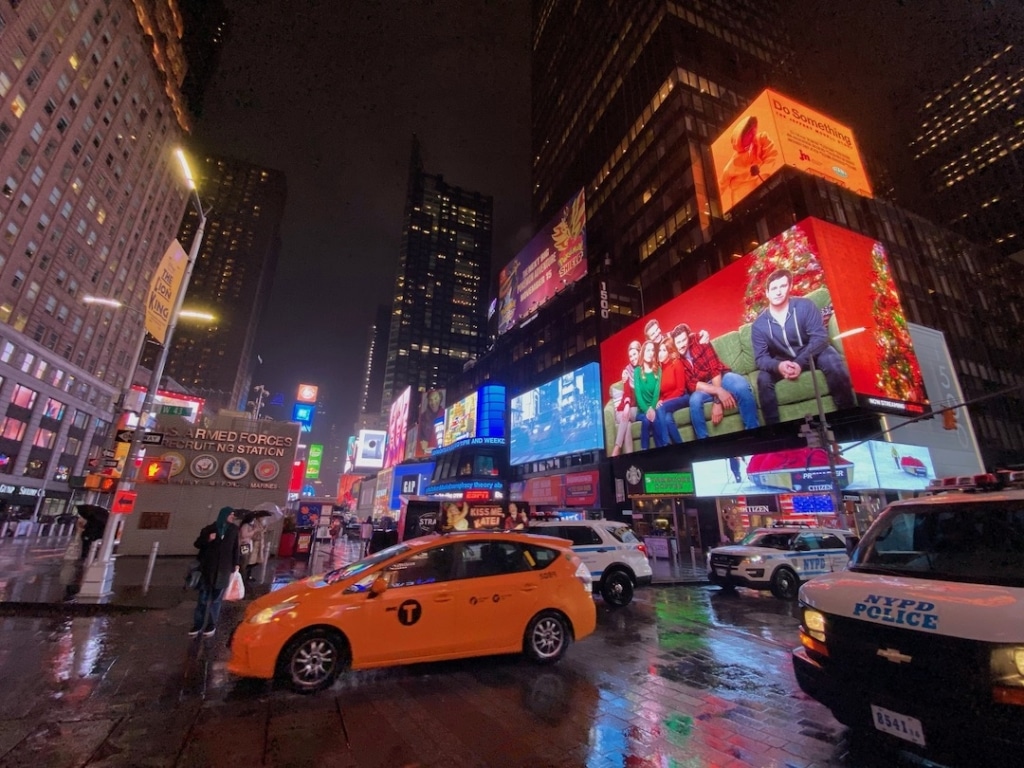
[190, 0, 1021, 430]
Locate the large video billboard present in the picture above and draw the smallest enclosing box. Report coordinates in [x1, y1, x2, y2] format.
[497, 189, 587, 335]
[599, 218, 927, 454]
[383, 386, 411, 469]
[353, 428, 386, 470]
[693, 439, 937, 497]
[413, 388, 446, 458]
[510, 363, 604, 465]
[712, 89, 873, 215]
[443, 391, 477, 446]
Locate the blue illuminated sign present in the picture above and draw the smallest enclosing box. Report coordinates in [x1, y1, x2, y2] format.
[510, 363, 603, 465]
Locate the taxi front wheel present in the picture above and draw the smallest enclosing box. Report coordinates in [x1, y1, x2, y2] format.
[278, 628, 349, 694]
[524, 611, 571, 663]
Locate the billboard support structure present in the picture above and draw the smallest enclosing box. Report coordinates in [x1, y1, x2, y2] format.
[808, 355, 842, 516]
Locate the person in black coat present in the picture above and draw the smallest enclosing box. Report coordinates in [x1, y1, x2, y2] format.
[76, 504, 109, 561]
[190, 506, 241, 637]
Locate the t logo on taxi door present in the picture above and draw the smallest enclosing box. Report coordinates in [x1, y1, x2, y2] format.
[398, 599, 422, 626]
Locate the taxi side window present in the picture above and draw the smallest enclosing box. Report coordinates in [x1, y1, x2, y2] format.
[385, 545, 455, 588]
[456, 541, 528, 579]
[819, 534, 845, 550]
[521, 543, 559, 571]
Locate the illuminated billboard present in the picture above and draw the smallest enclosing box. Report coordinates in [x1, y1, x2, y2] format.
[599, 217, 927, 454]
[711, 89, 873, 215]
[292, 403, 314, 433]
[497, 188, 587, 335]
[384, 386, 411, 469]
[510, 363, 603, 465]
[354, 429, 386, 470]
[413, 388, 446, 458]
[693, 440, 937, 497]
[443, 391, 477, 446]
[296, 384, 319, 403]
[304, 444, 323, 479]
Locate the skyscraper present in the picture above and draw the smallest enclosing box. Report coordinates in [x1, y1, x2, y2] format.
[380, 137, 493, 414]
[145, 154, 286, 415]
[0, 0, 197, 511]
[910, 43, 1024, 261]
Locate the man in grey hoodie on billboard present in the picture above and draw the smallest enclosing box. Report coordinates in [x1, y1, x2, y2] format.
[750, 268, 855, 424]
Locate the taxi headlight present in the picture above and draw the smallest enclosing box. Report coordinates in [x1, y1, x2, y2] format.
[803, 608, 827, 642]
[249, 599, 298, 625]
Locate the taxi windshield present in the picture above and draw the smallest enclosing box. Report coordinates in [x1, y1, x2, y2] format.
[851, 500, 1024, 588]
[740, 531, 798, 550]
[321, 543, 412, 585]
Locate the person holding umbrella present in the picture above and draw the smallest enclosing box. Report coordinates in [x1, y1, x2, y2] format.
[76, 504, 109, 562]
[190, 507, 241, 638]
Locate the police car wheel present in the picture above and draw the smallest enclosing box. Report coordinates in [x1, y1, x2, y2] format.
[525, 610, 570, 663]
[601, 570, 634, 606]
[279, 628, 348, 694]
[770, 567, 799, 600]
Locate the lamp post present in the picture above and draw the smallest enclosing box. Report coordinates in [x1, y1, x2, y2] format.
[79, 149, 209, 599]
[804, 327, 866, 522]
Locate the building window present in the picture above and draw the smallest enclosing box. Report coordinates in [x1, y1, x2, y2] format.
[0, 417, 27, 441]
[32, 427, 56, 449]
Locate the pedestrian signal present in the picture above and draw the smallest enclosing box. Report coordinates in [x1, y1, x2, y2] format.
[941, 408, 958, 430]
[141, 458, 172, 482]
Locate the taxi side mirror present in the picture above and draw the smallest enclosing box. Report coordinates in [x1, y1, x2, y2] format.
[368, 576, 389, 598]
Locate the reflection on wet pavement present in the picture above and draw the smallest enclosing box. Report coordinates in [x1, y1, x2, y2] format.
[0, 583, 955, 767]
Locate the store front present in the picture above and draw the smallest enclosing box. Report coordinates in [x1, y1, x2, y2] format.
[510, 469, 603, 520]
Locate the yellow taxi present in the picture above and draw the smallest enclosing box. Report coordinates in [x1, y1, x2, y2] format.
[228, 531, 597, 693]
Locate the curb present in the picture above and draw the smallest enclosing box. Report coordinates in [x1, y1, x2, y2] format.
[0, 601, 158, 617]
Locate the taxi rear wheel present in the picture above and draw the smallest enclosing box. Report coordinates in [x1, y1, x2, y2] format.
[600, 570, 634, 606]
[524, 611, 570, 663]
[770, 567, 800, 600]
[278, 628, 348, 694]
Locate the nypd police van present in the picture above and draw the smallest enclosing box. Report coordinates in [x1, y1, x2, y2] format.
[707, 525, 854, 599]
[793, 471, 1024, 763]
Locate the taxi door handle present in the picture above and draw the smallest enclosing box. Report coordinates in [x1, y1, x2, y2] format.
[434, 593, 453, 603]
[522, 584, 538, 592]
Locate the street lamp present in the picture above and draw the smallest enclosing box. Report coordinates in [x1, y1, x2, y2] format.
[79, 149, 210, 599]
[806, 327, 865, 521]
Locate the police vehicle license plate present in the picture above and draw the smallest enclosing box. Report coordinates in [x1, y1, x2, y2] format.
[714, 568, 727, 577]
[870, 705, 925, 746]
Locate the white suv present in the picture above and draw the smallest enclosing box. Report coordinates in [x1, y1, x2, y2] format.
[707, 526, 855, 599]
[526, 520, 652, 606]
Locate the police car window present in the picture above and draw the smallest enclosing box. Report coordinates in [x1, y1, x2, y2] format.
[384, 545, 455, 588]
[854, 501, 1024, 587]
[521, 543, 559, 570]
[794, 534, 819, 551]
[608, 525, 638, 544]
[818, 534, 845, 549]
[564, 526, 602, 546]
[743, 531, 796, 550]
[457, 541, 528, 579]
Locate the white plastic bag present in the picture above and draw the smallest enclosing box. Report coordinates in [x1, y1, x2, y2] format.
[224, 570, 245, 601]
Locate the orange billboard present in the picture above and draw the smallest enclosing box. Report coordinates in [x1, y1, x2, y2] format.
[712, 89, 872, 215]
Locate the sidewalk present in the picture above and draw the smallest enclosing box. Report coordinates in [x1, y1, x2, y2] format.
[0, 532, 706, 615]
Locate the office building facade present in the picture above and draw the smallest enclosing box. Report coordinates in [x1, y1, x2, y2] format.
[142, 154, 286, 415]
[380, 137, 493, 415]
[0, 0, 199, 515]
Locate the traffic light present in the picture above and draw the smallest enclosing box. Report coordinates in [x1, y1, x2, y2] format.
[942, 408, 958, 430]
[85, 474, 118, 492]
[140, 458, 171, 482]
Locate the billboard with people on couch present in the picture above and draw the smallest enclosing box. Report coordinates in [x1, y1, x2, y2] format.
[599, 217, 928, 455]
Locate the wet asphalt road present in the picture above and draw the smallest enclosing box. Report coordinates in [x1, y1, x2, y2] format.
[0, 585, 954, 767]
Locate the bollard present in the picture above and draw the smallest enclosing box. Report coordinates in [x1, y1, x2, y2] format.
[142, 541, 159, 594]
[689, 546, 696, 570]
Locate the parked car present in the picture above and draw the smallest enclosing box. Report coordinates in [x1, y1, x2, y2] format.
[526, 519, 652, 606]
[707, 526, 855, 599]
[228, 530, 597, 693]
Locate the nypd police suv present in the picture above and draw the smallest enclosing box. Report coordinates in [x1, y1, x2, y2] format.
[707, 525, 854, 599]
[793, 471, 1024, 763]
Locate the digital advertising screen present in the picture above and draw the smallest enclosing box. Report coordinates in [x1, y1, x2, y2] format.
[383, 386, 411, 469]
[599, 217, 927, 454]
[291, 402, 314, 433]
[443, 391, 478, 446]
[711, 89, 873, 215]
[354, 428, 387, 470]
[693, 439, 937, 497]
[510, 363, 603, 465]
[413, 388, 446, 458]
[497, 188, 587, 335]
